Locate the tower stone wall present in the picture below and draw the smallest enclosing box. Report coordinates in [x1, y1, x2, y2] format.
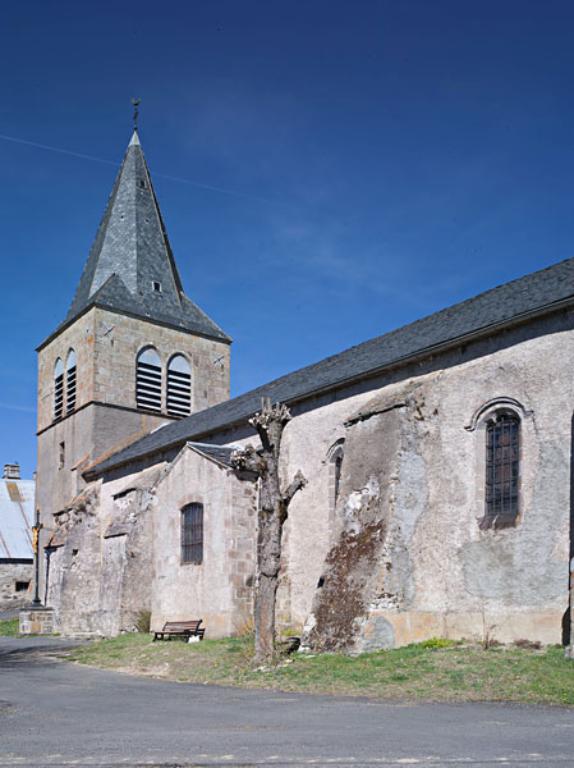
[91, 308, 230, 414]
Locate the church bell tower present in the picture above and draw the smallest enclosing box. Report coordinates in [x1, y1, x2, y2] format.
[35, 127, 231, 572]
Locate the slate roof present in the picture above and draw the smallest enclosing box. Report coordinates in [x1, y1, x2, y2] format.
[187, 442, 235, 468]
[86, 254, 574, 479]
[0, 478, 34, 560]
[43, 131, 230, 347]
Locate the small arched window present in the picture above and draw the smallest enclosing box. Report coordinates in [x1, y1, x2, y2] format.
[167, 354, 191, 417]
[483, 412, 520, 529]
[66, 349, 77, 414]
[54, 358, 64, 421]
[327, 439, 345, 511]
[136, 347, 162, 413]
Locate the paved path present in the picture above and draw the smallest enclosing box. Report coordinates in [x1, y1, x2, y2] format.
[1, 637, 573, 767]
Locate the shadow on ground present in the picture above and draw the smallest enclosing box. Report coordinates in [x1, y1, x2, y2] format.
[0, 636, 85, 669]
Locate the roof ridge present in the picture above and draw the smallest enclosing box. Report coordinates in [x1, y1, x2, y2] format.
[137, 145, 184, 300]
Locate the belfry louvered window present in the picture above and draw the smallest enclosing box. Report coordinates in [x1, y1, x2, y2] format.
[167, 355, 192, 417]
[54, 358, 64, 422]
[181, 503, 203, 564]
[66, 349, 77, 414]
[483, 412, 520, 529]
[136, 347, 162, 413]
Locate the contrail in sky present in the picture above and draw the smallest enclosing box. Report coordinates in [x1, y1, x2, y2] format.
[0, 132, 118, 166]
[0, 401, 35, 414]
[0, 131, 279, 204]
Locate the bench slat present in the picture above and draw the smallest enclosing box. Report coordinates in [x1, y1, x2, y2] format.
[153, 619, 204, 641]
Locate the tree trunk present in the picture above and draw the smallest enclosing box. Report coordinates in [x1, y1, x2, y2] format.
[231, 399, 306, 665]
[567, 557, 574, 659]
[255, 573, 279, 663]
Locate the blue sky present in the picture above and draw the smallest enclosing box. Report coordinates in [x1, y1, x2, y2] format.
[2, 0, 574, 477]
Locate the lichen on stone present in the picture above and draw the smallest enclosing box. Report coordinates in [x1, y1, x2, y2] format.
[303, 519, 387, 652]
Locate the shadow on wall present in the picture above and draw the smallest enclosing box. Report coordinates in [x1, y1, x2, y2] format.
[562, 412, 574, 646]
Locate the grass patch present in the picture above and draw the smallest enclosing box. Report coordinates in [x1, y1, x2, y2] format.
[67, 634, 574, 706]
[0, 619, 19, 636]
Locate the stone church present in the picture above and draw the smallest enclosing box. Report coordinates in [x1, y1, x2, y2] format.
[37, 128, 574, 652]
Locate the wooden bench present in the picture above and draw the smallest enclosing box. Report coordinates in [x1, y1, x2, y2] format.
[153, 620, 205, 641]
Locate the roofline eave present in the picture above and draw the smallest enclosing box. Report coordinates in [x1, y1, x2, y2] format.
[37, 300, 232, 352]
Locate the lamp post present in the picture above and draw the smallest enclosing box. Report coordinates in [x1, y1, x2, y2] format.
[31, 508, 43, 606]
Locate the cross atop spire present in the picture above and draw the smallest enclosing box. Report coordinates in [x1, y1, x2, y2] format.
[131, 97, 141, 132]
[62, 131, 230, 343]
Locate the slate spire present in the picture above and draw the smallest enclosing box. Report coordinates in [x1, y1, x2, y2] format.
[65, 132, 229, 342]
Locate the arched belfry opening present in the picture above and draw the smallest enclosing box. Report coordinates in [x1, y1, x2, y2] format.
[136, 347, 162, 413]
[66, 349, 77, 415]
[53, 358, 64, 422]
[167, 355, 192, 417]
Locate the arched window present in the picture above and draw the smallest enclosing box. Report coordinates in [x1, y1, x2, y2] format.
[53, 358, 64, 421]
[167, 354, 191, 417]
[327, 439, 345, 512]
[66, 349, 77, 414]
[333, 448, 344, 503]
[136, 347, 162, 413]
[181, 503, 203, 564]
[483, 412, 520, 529]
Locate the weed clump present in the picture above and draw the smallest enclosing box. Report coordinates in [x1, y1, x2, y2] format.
[135, 610, 151, 633]
[418, 637, 458, 650]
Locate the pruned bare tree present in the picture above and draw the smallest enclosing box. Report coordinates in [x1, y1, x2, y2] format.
[232, 398, 306, 665]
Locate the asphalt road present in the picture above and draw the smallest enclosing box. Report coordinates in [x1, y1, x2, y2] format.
[1, 637, 573, 767]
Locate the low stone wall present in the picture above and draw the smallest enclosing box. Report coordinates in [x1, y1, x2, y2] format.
[19, 607, 55, 635]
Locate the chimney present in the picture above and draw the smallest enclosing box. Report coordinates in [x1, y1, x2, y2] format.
[3, 463, 21, 480]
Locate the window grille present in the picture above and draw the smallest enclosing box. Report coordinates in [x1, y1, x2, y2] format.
[167, 355, 191, 417]
[54, 358, 64, 421]
[181, 503, 203, 564]
[66, 349, 77, 414]
[484, 413, 520, 528]
[136, 347, 162, 413]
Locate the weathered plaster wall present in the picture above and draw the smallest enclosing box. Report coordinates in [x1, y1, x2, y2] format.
[151, 446, 257, 638]
[0, 562, 33, 610]
[47, 444, 257, 639]
[275, 398, 363, 630]
[36, 403, 166, 602]
[297, 325, 574, 650]
[300, 399, 408, 652]
[46, 467, 162, 635]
